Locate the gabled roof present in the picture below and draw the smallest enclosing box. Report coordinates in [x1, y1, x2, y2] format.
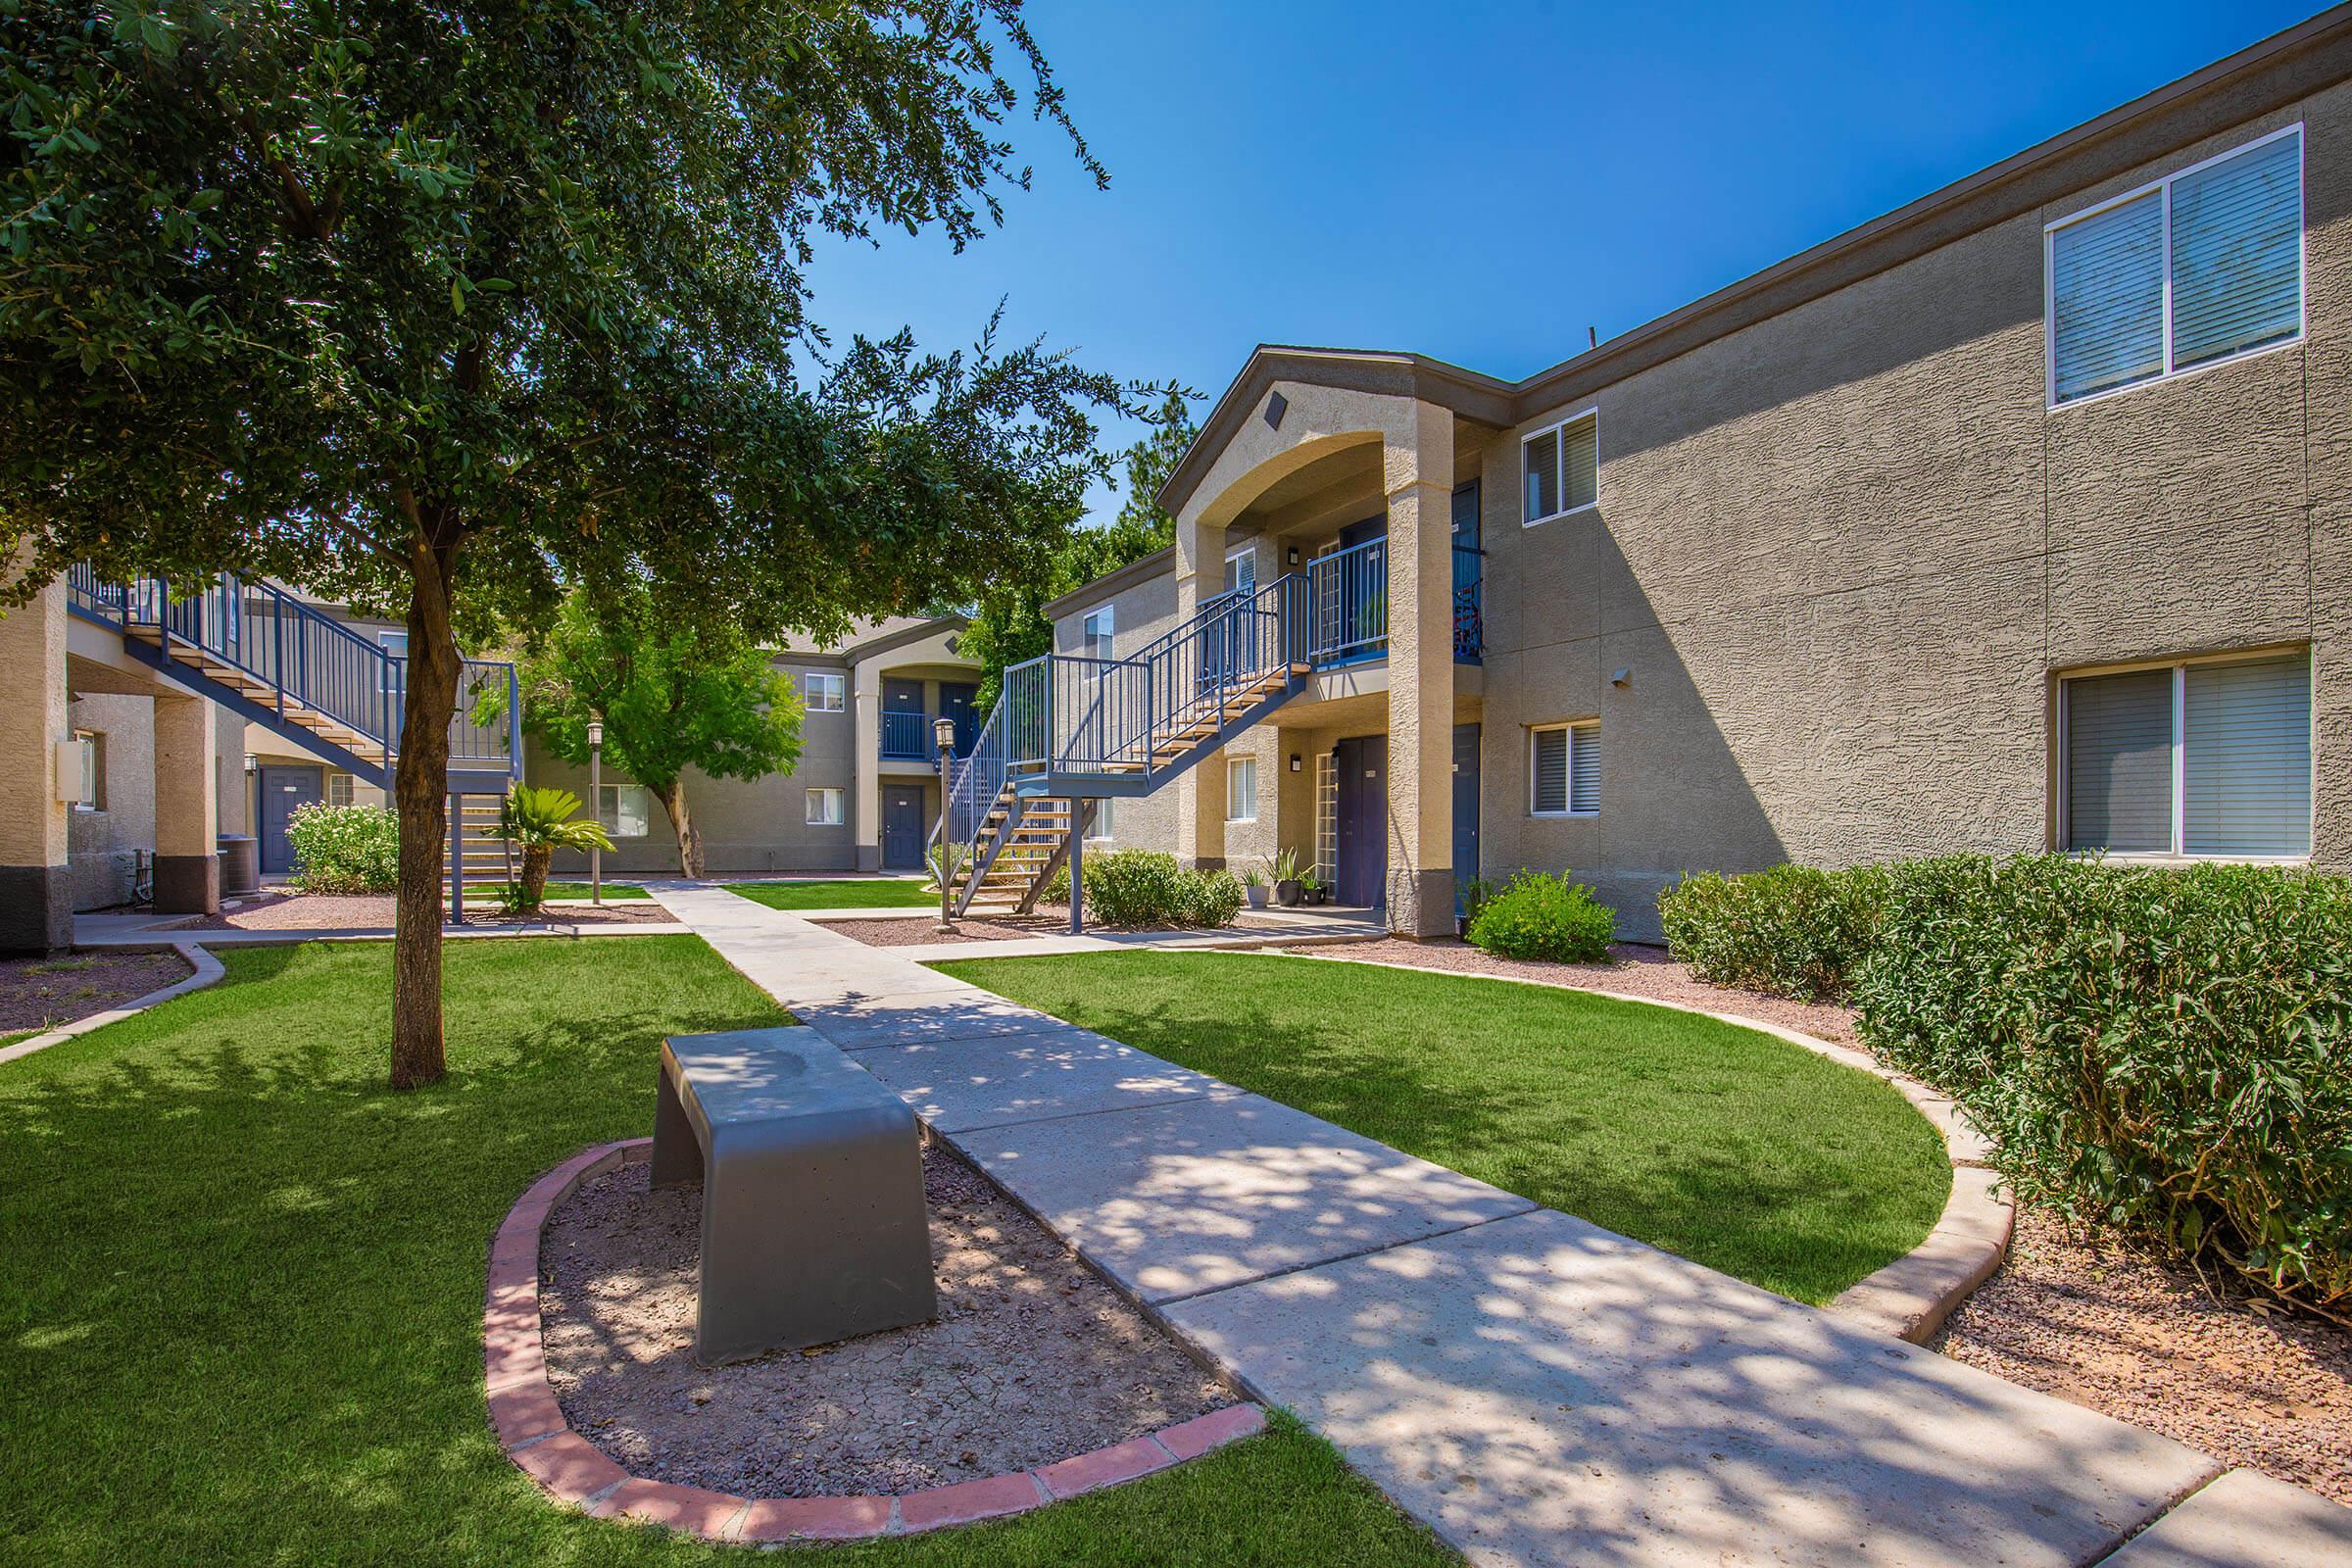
[1157, 4, 2352, 519]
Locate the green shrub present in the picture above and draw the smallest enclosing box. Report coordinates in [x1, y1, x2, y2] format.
[1039, 863, 1070, 905]
[1181, 867, 1247, 928]
[1464, 871, 1616, 963]
[1658, 862, 1890, 1002]
[283, 803, 400, 894]
[1851, 854, 2352, 1308]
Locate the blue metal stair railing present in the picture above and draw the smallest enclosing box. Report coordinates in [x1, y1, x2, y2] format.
[66, 564, 519, 788]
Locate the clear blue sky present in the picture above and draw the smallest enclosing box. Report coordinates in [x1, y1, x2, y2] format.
[801, 1, 2325, 522]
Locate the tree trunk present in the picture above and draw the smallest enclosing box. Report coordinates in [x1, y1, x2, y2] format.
[390, 535, 462, 1090]
[660, 779, 704, 879]
[518, 844, 552, 912]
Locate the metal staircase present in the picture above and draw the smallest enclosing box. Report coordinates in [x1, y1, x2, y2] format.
[67, 567, 522, 902]
[943, 573, 1310, 918]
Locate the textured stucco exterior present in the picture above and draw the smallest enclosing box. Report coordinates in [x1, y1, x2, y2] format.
[1049, 29, 2352, 942]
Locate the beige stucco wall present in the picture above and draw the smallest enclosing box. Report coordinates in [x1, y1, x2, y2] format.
[1475, 86, 2349, 939]
[64, 692, 156, 908]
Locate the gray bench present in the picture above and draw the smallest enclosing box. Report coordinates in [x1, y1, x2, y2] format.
[652, 1026, 936, 1365]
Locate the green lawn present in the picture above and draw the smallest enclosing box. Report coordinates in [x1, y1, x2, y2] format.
[725, 879, 937, 909]
[936, 953, 1950, 1305]
[0, 938, 1452, 1568]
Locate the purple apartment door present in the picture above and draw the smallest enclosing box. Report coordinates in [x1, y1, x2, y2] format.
[1334, 734, 1388, 909]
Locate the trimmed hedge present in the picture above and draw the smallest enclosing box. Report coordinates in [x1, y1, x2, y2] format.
[1040, 851, 1244, 929]
[1850, 854, 2352, 1307]
[1464, 871, 1616, 963]
[283, 803, 399, 894]
[1658, 862, 1888, 1002]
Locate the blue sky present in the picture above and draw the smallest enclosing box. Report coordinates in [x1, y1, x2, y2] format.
[800, 1, 2323, 522]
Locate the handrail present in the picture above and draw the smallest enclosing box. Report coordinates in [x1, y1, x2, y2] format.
[66, 564, 518, 773]
[1309, 535, 1387, 665]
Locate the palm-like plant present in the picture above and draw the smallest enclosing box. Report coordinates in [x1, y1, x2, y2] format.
[495, 786, 614, 915]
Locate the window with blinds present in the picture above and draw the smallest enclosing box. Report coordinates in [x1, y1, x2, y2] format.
[1530, 721, 1599, 815]
[2047, 125, 2302, 406]
[2062, 653, 2309, 858]
[1522, 411, 1598, 524]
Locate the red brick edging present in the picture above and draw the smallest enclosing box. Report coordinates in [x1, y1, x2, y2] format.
[485, 1139, 1266, 1542]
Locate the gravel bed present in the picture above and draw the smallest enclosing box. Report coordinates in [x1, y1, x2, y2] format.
[1936, 1206, 2352, 1504]
[170, 892, 672, 930]
[539, 1143, 1233, 1497]
[1277, 936, 1861, 1045]
[0, 950, 193, 1031]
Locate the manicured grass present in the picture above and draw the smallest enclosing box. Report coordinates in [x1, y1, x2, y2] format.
[935, 952, 1950, 1304]
[0, 938, 1452, 1568]
[726, 879, 937, 909]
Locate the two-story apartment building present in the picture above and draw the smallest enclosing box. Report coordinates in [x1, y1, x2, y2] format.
[1029, 8, 2350, 941]
[531, 612, 984, 877]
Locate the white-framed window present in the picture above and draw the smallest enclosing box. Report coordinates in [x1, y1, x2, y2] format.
[596, 783, 651, 838]
[70, 730, 102, 810]
[2059, 650, 2309, 858]
[326, 773, 354, 808]
[1226, 756, 1258, 821]
[1223, 543, 1258, 596]
[806, 786, 845, 826]
[804, 671, 845, 712]
[1522, 410, 1598, 525]
[1088, 796, 1114, 840]
[1082, 607, 1114, 663]
[1529, 720, 1599, 816]
[2046, 124, 2303, 408]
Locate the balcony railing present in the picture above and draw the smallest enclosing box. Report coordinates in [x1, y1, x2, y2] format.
[881, 709, 932, 760]
[1299, 537, 1483, 666]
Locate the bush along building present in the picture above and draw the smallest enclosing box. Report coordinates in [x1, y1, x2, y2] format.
[941, 10, 2350, 940]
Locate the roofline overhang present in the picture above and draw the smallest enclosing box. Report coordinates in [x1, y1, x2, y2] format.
[1155, 4, 2352, 520]
[1043, 544, 1176, 622]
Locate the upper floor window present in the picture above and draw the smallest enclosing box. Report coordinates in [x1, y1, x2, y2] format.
[1082, 607, 1114, 663]
[1224, 544, 1257, 596]
[1523, 411, 1598, 525]
[2047, 125, 2303, 407]
[2061, 651, 2309, 858]
[804, 671, 845, 712]
[1529, 720, 1599, 816]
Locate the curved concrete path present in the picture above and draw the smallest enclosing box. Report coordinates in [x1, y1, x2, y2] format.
[654, 885, 2352, 1568]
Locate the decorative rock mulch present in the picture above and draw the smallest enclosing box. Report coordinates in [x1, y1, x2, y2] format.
[0, 948, 193, 1032]
[486, 1140, 1266, 1542]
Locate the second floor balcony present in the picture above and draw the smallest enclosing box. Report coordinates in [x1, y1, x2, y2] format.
[1299, 535, 1483, 667]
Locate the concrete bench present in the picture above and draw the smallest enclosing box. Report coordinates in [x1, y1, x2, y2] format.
[652, 1026, 936, 1364]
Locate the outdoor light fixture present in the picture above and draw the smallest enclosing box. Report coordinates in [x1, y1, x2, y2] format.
[933, 715, 957, 756]
[587, 718, 606, 905]
[1287, 545, 1301, 565]
[1610, 668, 1632, 687]
[1290, 754, 1303, 773]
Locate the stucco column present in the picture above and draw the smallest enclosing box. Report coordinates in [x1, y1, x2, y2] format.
[1173, 506, 1228, 868]
[0, 570, 73, 952]
[152, 691, 220, 913]
[850, 662, 881, 872]
[1383, 400, 1455, 936]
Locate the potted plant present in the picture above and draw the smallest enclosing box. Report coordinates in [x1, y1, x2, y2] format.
[496, 785, 614, 916]
[1242, 867, 1270, 909]
[1298, 869, 1325, 906]
[1265, 847, 1303, 906]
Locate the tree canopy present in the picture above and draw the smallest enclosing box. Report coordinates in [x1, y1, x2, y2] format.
[513, 587, 800, 878]
[1, 0, 1162, 1084]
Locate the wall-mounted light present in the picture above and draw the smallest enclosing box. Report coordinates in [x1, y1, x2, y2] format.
[242, 754, 258, 773]
[1610, 668, 1631, 687]
[1289, 754, 1302, 773]
[1286, 546, 1301, 566]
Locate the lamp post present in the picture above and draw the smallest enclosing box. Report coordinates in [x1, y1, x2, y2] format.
[934, 714, 957, 933]
[586, 719, 604, 906]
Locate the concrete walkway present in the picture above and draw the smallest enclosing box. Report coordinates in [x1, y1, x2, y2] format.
[652, 885, 2352, 1568]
